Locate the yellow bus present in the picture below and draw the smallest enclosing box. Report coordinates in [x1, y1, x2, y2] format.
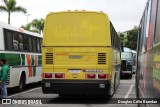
[42, 11, 121, 97]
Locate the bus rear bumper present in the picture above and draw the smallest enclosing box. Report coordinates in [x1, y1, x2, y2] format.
[120, 71, 132, 78]
[121, 70, 132, 74]
[42, 80, 111, 95]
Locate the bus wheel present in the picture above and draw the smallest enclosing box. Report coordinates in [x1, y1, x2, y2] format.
[18, 73, 26, 92]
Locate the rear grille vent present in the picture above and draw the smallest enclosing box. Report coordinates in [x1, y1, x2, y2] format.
[46, 53, 53, 64]
[7, 66, 10, 85]
[98, 53, 106, 64]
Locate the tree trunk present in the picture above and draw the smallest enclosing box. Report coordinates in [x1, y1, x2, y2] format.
[8, 12, 10, 24]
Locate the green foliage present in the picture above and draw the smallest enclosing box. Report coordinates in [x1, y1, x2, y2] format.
[31, 18, 45, 34]
[119, 33, 126, 45]
[0, 0, 27, 24]
[126, 28, 138, 50]
[22, 18, 45, 34]
[21, 23, 31, 31]
[120, 27, 138, 50]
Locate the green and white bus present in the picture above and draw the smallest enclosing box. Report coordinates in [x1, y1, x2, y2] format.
[0, 21, 42, 91]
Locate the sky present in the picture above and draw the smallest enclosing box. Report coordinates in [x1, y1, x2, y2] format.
[0, 0, 147, 32]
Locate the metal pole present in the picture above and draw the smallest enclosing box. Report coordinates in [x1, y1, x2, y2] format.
[25, 14, 31, 24]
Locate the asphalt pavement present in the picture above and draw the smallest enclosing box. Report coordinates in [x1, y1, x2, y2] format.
[1, 74, 137, 107]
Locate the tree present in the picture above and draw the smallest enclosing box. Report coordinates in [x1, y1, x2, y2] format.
[119, 33, 126, 46]
[31, 18, 45, 34]
[21, 23, 31, 31]
[22, 18, 45, 34]
[119, 27, 138, 50]
[126, 28, 138, 50]
[0, 0, 27, 24]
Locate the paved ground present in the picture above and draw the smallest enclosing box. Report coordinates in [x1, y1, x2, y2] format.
[1, 75, 137, 107]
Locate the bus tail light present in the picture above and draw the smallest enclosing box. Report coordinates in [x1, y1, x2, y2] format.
[106, 74, 110, 79]
[42, 73, 45, 79]
[55, 73, 64, 79]
[98, 74, 110, 79]
[45, 73, 53, 78]
[98, 74, 106, 79]
[86, 74, 96, 79]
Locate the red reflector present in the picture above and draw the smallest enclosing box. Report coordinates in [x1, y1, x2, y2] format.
[86, 74, 96, 79]
[55, 73, 64, 78]
[106, 74, 109, 79]
[42, 73, 45, 79]
[45, 73, 53, 78]
[98, 74, 106, 79]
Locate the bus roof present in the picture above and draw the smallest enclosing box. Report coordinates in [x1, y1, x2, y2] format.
[0, 20, 42, 38]
[0, 20, 42, 50]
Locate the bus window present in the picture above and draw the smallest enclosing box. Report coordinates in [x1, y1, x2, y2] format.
[23, 35, 29, 51]
[29, 36, 33, 52]
[140, 18, 145, 54]
[32, 37, 37, 52]
[13, 32, 19, 51]
[150, 0, 158, 47]
[138, 25, 141, 55]
[143, 1, 152, 51]
[19, 34, 23, 51]
[154, 0, 160, 44]
[37, 38, 40, 52]
[142, 9, 148, 53]
[4, 30, 13, 50]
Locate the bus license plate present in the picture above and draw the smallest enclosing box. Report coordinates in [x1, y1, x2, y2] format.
[69, 70, 81, 73]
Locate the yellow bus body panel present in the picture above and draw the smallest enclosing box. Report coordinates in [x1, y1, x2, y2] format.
[42, 47, 114, 80]
[43, 11, 111, 46]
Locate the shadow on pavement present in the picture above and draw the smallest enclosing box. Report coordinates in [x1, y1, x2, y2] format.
[45, 95, 112, 104]
[7, 82, 41, 96]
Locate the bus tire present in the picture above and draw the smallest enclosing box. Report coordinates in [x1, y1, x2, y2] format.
[18, 72, 26, 92]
